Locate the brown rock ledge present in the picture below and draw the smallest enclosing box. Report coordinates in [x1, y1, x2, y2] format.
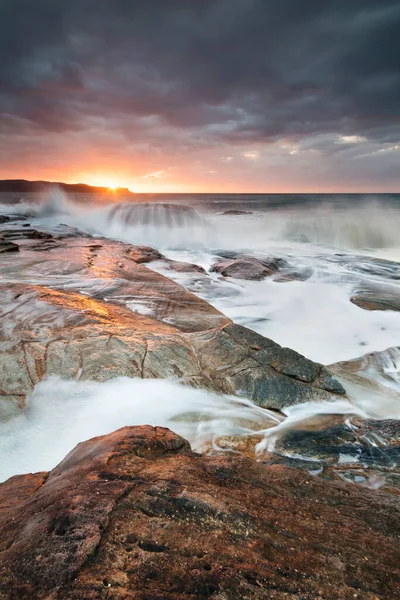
[0, 425, 399, 599]
[0, 231, 345, 418]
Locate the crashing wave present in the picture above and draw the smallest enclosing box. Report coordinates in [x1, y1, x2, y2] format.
[106, 202, 209, 248]
[108, 202, 204, 228]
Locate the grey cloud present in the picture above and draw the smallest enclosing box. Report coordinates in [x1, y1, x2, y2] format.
[0, 0, 399, 151]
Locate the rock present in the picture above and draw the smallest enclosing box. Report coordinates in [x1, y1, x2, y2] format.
[211, 256, 288, 280]
[128, 245, 206, 273]
[211, 253, 311, 282]
[222, 209, 253, 215]
[350, 286, 400, 312]
[0, 214, 26, 224]
[165, 260, 206, 274]
[0, 228, 53, 240]
[330, 346, 400, 384]
[0, 426, 399, 599]
[214, 411, 400, 492]
[274, 416, 400, 466]
[0, 231, 345, 418]
[0, 240, 19, 253]
[328, 347, 400, 420]
[129, 245, 166, 263]
[265, 416, 400, 493]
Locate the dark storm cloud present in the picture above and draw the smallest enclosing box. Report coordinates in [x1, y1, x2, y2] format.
[0, 0, 399, 145]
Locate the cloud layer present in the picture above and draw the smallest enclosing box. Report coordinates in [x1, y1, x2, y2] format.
[0, 0, 399, 191]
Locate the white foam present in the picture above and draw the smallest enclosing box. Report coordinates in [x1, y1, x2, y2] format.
[0, 376, 280, 482]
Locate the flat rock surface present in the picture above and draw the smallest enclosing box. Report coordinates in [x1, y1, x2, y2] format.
[0, 425, 399, 600]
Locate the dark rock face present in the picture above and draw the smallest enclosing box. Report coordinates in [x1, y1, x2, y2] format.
[0, 228, 63, 253]
[274, 417, 400, 465]
[217, 324, 346, 404]
[0, 426, 399, 599]
[214, 412, 400, 493]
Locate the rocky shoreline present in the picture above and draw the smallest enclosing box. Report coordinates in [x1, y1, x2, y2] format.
[0, 217, 399, 598]
[0, 222, 345, 420]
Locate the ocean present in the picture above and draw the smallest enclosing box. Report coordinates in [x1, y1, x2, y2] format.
[0, 190, 399, 481]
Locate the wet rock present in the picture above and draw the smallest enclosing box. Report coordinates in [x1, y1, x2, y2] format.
[331, 346, 400, 384]
[214, 414, 400, 493]
[274, 417, 400, 467]
[0, 240, 19, 253]
[0, 214, 26, 224]
[0, 228, 52, 240]
[350, 286, 400, 312]
[220, 324, 346, 399]
[211, 253, 311, 282]
[165, 260, 206, 274]
[128, 245, 206, 273]
[222, 209, 253, 215]
[0, 232, 345, 417]
[129, 245, 166, 263]
[329, 346, 400, 421]
[211, 255, 288, 280]
[0, 426, 399, 599]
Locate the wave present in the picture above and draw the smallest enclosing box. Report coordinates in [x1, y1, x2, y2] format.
[1, 188, 399, 254]
[281, 201, 400, 250]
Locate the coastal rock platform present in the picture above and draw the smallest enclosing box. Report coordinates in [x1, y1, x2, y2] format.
[1, 425, 399, 599]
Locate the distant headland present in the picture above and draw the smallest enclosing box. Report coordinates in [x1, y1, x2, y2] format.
[0, 179, 132, 194]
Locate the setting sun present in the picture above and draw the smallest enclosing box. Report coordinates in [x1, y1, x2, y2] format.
[77, 173, 129, 191]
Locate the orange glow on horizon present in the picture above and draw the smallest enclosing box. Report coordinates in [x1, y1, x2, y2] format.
[1, 165, 398, 195]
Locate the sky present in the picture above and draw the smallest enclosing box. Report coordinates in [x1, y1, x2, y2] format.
[0, 0, 399, 193]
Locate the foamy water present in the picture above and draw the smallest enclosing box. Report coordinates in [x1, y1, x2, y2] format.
[0, 377, 370, 482]
[0, 189, 399, 480]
